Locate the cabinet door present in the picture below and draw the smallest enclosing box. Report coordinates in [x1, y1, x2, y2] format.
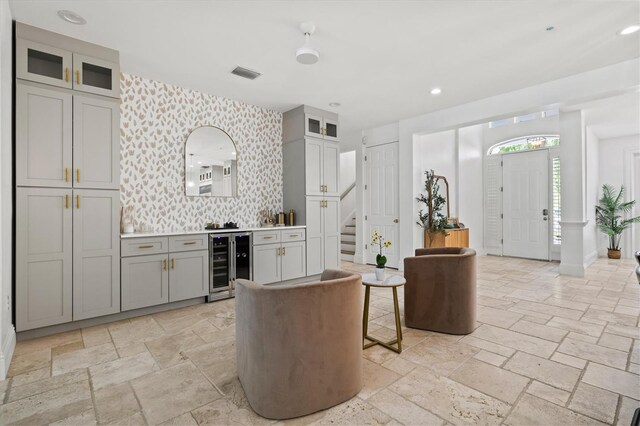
[281, 241, 306, 281]
[305, 196, 324, 276]
[323, 117, 339, 142]
[16, 83, 72, 188]
[252, 243, 281, 285]
[323, 197, 341, 271]
[73, 189, 120, 320]
[323, 141, 340, 196]
[72, 53, 120, 98]
[304, 113, 324, 139]
[305, 139, 324, 196]
[16, 39, 72, 89]
[73, 95, 120, 189]
[121, 254, 169, 311]
[169, 250, 209, 302]
[16, 188, 72, 331]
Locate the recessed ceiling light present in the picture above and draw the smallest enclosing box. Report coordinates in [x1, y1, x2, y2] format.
[430, 87, 442, 95]
[329, 102, 341, 107]
[57, 10, 86, 25]
[619, 24, 640, 35]
[197, 161, 202, 164]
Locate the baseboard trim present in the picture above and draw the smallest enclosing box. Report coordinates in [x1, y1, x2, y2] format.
[559, 263, 585, 277]
[583, 250, 598, 268]
[0, 325, 16, 380]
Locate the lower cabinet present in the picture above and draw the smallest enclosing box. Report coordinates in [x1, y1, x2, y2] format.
[121, 253, 169, 311]
[252, 230, 306, 285]
[169, 250, 209, 302]
[16, 187, 120, 331]
[306, 196, 340, 276]
[120, 236, 209, 311]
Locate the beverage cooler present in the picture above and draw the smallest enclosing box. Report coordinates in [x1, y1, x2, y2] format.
[208, 232, 252, 301]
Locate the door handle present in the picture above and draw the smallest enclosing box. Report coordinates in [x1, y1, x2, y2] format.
[542, 209, 549, 216]
[76, 195, 80, 209]
[393, 219, 399, 223]
[65, 68, 69, 82]
[171, 258, 175, 269]
[65, 167, 69, 182]
[65, 194, 69, 209]
[76, 168, 80, 183]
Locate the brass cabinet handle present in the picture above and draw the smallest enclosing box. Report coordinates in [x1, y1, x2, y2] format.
[276, 247, 281, 256]
[65, 167, 69, 182]
[183, 241, 197, 245]
[65, 194, 69, 209]
[163, 259, 167, 271]
[138, 244, 154, 249]
[76, 70, 80, 84]
[263, 236, 273, 239]
[171, 258, 175, 269]
[282, 247, 286, 256]
[76, 168, 80, 183]
[76, 195, 80, 209]
[65, 68, 69, 82]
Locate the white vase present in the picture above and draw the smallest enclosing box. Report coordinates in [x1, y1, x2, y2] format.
[375, 267, 385, 281]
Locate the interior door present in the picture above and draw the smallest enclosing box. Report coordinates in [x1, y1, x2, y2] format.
[366, 143, 400, 268]
[503, 150, 549, 260]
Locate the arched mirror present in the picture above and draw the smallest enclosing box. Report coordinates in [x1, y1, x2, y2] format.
[185, 126, 237, 197]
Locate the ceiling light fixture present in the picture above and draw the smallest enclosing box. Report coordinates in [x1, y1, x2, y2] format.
[57, 10, 86, 25]
[329, 102, 341, 107]
[296, 22, 319, 65]
[619, 24, 640, 35]
[430, 87, 442, 95]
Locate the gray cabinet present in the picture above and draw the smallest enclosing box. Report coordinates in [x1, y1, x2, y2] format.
[253, 243, 281, 284]
[169, 250, 209, 302]
[73, 95, 120, 189]
[281, 241, 306, 281]
[73, 190, 120, 320]
[16, 39, 73, 89]
[16, 188, 73, 331]
[121, 235, 209, 310]
[121, 254, 169, 311]
[16, 83, 73, 188]
[252, 230, 306, 284]
[72, 53, 120, 98]
[305, 196, 340, 275]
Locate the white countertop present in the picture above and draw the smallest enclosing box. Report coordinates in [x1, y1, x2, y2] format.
[121, 225, 306, 239]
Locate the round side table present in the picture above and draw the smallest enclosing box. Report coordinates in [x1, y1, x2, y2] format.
[361, 273, 406, 353]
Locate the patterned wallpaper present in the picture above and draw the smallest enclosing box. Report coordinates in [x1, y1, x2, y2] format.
[120, 73, 283, 232]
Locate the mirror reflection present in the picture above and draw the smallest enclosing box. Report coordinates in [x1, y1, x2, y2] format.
[185, 126, 237, 197]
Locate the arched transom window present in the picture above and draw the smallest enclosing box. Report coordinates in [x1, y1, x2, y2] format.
[488, 135, 560, 155]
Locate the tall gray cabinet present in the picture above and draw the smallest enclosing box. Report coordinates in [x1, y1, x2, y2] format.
[283, 106, 341, 276]
[15, 23, 121, 332]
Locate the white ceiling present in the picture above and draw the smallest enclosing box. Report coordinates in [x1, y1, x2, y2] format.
[9, 0, 640, 134]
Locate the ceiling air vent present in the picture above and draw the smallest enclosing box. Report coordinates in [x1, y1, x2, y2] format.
[231, 66, 262, 80]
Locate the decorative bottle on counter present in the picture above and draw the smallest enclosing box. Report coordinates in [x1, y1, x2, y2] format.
[289, 209, 295, 226]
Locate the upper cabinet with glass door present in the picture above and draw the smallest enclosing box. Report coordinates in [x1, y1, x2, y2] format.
[16, 39, 73, 89]
[16, 23, 120, 99]
[283, 105, 340, 143]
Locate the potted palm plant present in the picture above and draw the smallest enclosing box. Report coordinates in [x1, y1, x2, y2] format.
[595, 184, 640, 259]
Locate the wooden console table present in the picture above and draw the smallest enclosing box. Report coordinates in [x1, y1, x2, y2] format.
[423, 228, 469, 248]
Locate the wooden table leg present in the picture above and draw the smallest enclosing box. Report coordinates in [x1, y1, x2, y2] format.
[393, 286, 402, 353]
[362, 285, 371, 348]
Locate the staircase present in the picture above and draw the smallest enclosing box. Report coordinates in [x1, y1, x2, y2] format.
[341, 216, 356, 262]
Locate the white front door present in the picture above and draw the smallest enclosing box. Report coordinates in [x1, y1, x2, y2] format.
[503, 150, 550, 260]
[366, 143, 399, 268]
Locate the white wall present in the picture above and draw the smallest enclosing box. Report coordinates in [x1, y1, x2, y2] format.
[598, 134, 640, 258]
[413, 130, 457, 248]
[0, 0, 15, 378]
[458, 124, 484, 252]
[340, 151, 356, 226]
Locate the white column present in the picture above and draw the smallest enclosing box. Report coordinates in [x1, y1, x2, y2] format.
[559, 110, 589, 276]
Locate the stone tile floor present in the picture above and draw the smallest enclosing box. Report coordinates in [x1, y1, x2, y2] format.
[0, 256, 638, 425]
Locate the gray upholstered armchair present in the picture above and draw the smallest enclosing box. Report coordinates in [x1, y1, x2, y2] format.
[404, 247, 477, 335]
[235, 269, 363, 420]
